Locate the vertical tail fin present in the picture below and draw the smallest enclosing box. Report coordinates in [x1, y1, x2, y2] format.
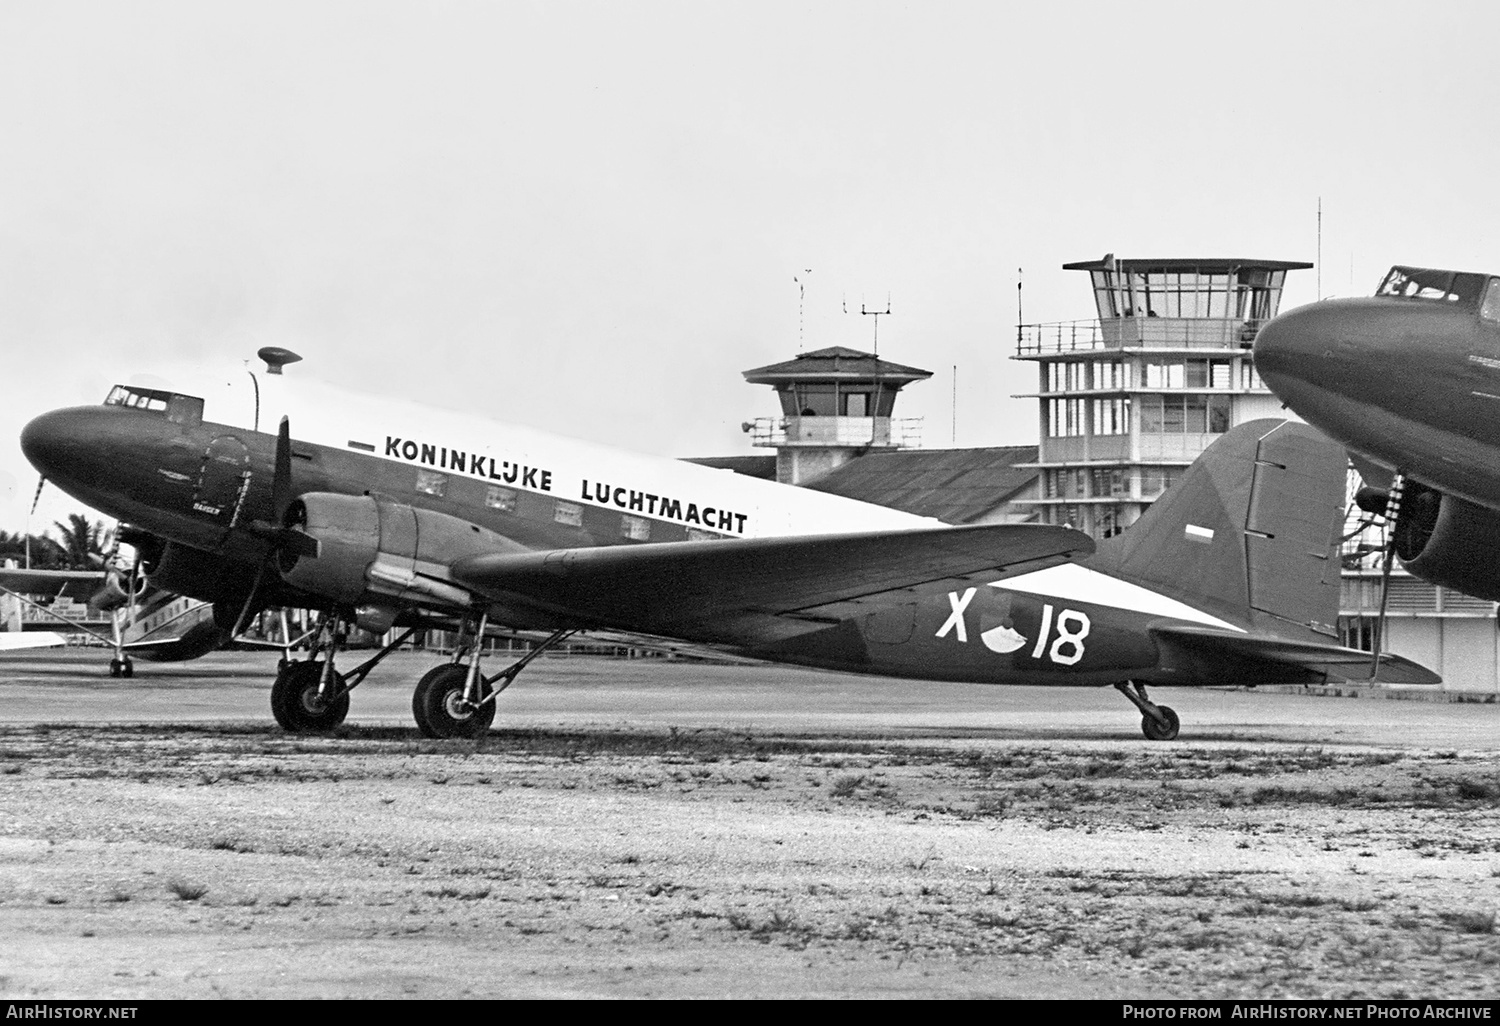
[1092, 419, 1347, 639]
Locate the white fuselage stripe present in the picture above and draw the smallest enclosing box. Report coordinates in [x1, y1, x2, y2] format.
[990, 563, 1245, 633]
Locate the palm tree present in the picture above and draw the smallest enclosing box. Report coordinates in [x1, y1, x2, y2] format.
[52, 514, 110, 569]
[0, 530, 64, 568]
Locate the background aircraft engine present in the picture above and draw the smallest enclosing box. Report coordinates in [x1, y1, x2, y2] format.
[87, 569, 143, 611]
[1393, 484, 1500, 602]
[277, 493, 523, 615]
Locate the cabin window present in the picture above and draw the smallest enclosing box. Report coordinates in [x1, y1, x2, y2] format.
[1481, 280, 1500, 322]
[620, 515, 651, 541]
[686, 528, 721, 541]
[415, 470, 447, 497]
[485, 486, 518, 512]
[554, 501, 583, 527]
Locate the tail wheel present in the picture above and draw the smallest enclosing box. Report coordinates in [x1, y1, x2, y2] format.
[271, 661, 349, 733]
[1141, 705, 1180, 741]
[413, 664, 495, 739]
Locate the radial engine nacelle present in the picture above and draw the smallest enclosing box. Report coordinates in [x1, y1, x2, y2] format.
[1393, 482, 1500, 603]
[86, 568, 146, 612]
[278, 493, 527, 632]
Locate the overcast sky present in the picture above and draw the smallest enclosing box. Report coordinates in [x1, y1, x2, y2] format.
[3, 0, 1497, 536]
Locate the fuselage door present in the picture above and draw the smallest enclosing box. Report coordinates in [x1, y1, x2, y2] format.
[194, 435, 251, 526]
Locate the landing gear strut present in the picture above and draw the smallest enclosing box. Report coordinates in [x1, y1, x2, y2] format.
[269, 612, 417, 734]
[1115, 681, 1180, 741]
[411, 619, 575, 739]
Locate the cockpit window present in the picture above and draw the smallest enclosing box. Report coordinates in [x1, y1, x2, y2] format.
[1376, 266, 1489, 307]
[103, 385, 204, 425]
[104, 385, 172, 411]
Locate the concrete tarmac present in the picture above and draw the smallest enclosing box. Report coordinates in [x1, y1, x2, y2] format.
[1, 648, 1497, 750]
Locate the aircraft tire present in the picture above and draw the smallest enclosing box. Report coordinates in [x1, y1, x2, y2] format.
[410, 665, 450, 737]
[1141, 705, 1180, 742]
[270, 661, 350, 733]
[413, 664, 495, 739]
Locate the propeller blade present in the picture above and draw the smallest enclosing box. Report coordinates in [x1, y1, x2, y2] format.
[272, 416, 293, 522]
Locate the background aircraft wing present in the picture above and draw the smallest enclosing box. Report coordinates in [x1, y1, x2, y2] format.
[0, 568, 106, 600]
[449, 523, 1093, 639]
[1153, 624, 1441, 686]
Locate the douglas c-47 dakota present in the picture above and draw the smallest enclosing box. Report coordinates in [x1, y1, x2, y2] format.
[18, 349, 1436, 740]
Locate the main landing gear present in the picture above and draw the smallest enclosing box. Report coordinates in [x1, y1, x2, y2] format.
[411, 616, 575, 739]
[267, 608, 576, 739]
[269, 613, 417, 734]
[1114, 681, 1180, 741]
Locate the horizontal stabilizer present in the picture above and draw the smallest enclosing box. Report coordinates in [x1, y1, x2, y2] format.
[0, 631, 67, 651]
[451, 523, 1094, 634]
[1154, 625, 1441, 686]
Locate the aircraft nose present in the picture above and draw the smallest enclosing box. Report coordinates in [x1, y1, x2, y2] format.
[1252, 303, 1327, 386]
[21, 407, 103, 482]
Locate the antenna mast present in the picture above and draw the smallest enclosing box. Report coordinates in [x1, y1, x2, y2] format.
[951, 364, 957, 447]
[861, 295, 891, 355]
[793, 270, 812, 350]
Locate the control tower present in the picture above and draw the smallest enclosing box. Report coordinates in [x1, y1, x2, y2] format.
[742, 346, 931, 485]
[1013, 254, 1312, 537]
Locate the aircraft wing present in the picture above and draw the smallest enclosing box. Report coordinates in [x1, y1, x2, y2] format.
[0, 568, 105, 600]
[449, 523, 1094, 643]
[0, 631, 67, 651]
[1152, 625, 1441, 686]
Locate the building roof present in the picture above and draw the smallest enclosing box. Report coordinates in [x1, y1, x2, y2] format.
[1062, 255, 1314, 273]
[742, 346, 933, 386]
[680, 455, 778, 480]
[803, 446, 1039, 524]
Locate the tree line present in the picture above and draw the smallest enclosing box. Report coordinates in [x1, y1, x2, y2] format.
[0, 514, 113, 569]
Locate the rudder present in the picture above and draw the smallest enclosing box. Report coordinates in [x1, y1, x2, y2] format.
[1091, 419, 1346, 639]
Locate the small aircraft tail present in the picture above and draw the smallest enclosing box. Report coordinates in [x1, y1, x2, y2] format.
[1091, 419, 1347, 642]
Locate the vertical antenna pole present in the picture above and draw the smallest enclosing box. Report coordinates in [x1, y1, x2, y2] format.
[794, 270, 812, 351]
[860, 295, 891, 356]
[1317, 197, 1322, 299]
[951, 365, 957, 447]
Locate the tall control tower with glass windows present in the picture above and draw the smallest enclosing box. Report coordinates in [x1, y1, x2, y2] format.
[1014, 254, 1312, 538]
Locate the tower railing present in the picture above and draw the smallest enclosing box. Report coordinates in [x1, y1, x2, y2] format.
[746, 415, 923, 449]
[1016, 317, 1267, 356]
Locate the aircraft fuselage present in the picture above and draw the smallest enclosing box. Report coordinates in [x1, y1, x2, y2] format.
[20, 378, 1324, 693]
[1255, 272, 1500, 509]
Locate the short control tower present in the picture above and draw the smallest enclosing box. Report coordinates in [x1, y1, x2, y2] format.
[742, 346, 931, 485]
